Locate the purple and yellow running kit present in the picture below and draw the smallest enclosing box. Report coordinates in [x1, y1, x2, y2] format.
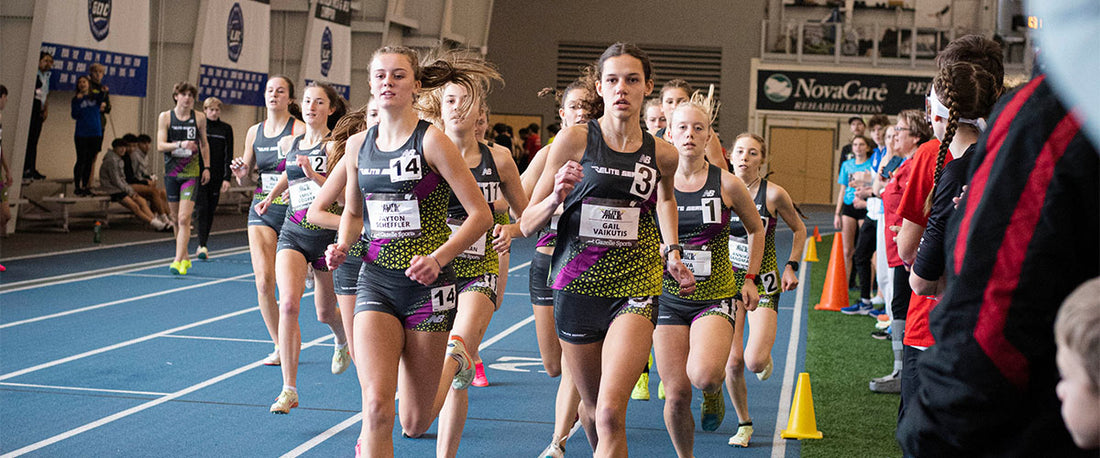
[164, 110, 200, 202]
[447, 143, 503, 305]
[275, 135, 340, 270]
[657, 165, 737, 327]
[551, 121, 663, 344]
[729, 179, 780, 310]
[354, 121, 456, 332]
[247, 119, 295, 232]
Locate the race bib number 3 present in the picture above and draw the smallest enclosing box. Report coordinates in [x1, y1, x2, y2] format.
[729, 235, 750, 270]
[365, 193, 421, 238]
[682, 246, 712, 278]
[430, 284, 457, 312]
[389, 155, 423, 182]
[261, 173, 280, 193]
[289, 178, 320, 212]
[579, 198, 640, 247]
[448, 220, 487, 259]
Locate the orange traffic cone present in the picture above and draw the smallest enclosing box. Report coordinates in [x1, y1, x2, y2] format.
[805, 236, 819, 262]
[812, 225, 822, 242]
[814, 233, 848, 311]
[781, 372, 823, 439]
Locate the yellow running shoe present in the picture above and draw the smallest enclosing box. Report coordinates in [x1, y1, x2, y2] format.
[169, 261, 182, 275]
[756, 356, 774, 381]
[270, 389, 298, 414]
[658, 380, 666, 400]
[701, 389, 725, 431]
[631, 372, 650, 401]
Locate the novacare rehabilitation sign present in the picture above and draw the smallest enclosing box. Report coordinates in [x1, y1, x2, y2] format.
[757, 69, 932, 115]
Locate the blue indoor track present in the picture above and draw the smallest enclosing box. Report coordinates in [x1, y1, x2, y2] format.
[1, 228, 810, 457]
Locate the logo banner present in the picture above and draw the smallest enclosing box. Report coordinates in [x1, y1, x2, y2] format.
[757, 69, 932, 115]
[197, 0, 270, 106]
[301, 0, 352, 101]
[40, 0, 150, 96]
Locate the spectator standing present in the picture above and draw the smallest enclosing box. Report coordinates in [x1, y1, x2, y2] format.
[24, 52, 52, 180]
[88, 63, 112, 132]
[837, 116, 865, 163]
[195, 97, 234, 259]
[492, 123, 513, 152]
[71, 75, 105, 196]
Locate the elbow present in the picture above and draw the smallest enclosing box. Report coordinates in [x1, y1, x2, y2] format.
[910, 273, 935, 296]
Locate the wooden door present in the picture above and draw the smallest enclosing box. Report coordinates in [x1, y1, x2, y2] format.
[766, 126, 836, 205]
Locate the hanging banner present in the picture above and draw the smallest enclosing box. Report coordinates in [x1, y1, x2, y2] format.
[196, 0, 270, 106]
[300, 0, 352, 101]
[756, 68, 933, 115]
[40, 0, 150, 96]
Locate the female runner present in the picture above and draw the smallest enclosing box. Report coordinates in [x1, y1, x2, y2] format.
[257, 82, 350, 413]
[155, 81, 211, 275]
[655, 96, 764, 457]
[725, 133, 806, 447]
[521, 42, 695, 456]
[324, 47, 493, 457]
[231, 76, 306, 365]
[521, 75, 597, 458]
[425, 69, 528, 458]
[654, 79, 725, 166]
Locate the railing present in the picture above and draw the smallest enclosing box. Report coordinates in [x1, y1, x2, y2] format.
[759, 19, 1029, 71]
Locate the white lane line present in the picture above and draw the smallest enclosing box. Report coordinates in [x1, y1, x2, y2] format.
[160, 335, 276, 345]
[0, 306, 258, 382]
[0, 247, 250, 293]
[0, 228, 247, 262]
[771, 239, 811, 458]
[0, 382, 170, 397]
[1, 333, 333, 458]
[282, 262, 535, 458]
[0, 272, 255, 329]
[118, 273, 257, 283]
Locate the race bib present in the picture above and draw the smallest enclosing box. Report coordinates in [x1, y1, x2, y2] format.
[171, 147, 192, 158]
[261, 173, 280, 193]
[682, 245, 712, 278]
[549, 214, 560, 232]
[389, 155, 423, 182]
[448, 219, 487, 259]
[430, 284, 457, 312]
[307, 155, 328, 174]
[479, 181, 500, 203]
[364, 193, 421, 238]
[579, 198, 640, 247]
[289, 178, 320, 212]
[729, 235, 750, 270]
[759, 270, 780, 295]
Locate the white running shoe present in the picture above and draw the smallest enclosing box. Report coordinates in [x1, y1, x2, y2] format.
[538, 441, 564, 458]
[270, 389, 298, 414]
[305, 265, 315, 290]
[262, 348, 281, 366]
[332, 345, 351, 375]
[756, 356, 774, 381]
[729, 424, 753, 447]
[150, 218, 168, 231]
[446, 336, 475, 390]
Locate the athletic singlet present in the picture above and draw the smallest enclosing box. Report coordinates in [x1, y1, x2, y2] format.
[253, 119, 295, 199]
[165, 110, 199, 178]
[283, 135, 340, 229]
[357, 121, 451, 270]
[662, 165, 735, 301]
[551, 120, 663, 297]
[729, 179, 780, 295]
[447, 142, 501, 277]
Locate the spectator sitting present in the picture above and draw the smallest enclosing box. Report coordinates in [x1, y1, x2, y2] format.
[123, 133, 170, 223]
[98, 138, 170, 231]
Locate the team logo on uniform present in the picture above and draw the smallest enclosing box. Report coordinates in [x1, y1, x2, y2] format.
[226, 3, 244, 63]
[764, 73, 793, 103]
[87, 0, 111, 41]
[320, 26, 333, 77]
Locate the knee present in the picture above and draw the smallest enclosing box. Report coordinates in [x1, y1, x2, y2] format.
[177, 212, 192, 224]
[687, 365, 726, 393]
[316, 305, 338, 324]
[594, 404, 626, 436]
[363, 393, 395, 431]
[255, 275, 277, 296]
[663, 382, 693, 406]
[726, 355, 746, 378]
[745, 354, 768, 374]
[399, 412, 433, 438]
[278, 298, 300, 317]
[543, 360, 561, 378]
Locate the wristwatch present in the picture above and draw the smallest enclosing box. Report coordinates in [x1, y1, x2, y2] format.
[787, 260, 800, 272]
[663, 244, 683, 261]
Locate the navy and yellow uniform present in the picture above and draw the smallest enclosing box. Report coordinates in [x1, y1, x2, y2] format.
[164, 110, 200, 202]
[551, 120, 663, 343]
[354, 121, 456, 331]
[276, 136, 339, 270]
[529, 215, 559, 307]
[333, 239, 367, 296]
[247, 120, 294, 231]
[729, 179, 780, 310]
[447, 143, 502, 304]
[658, 165, 736, 327]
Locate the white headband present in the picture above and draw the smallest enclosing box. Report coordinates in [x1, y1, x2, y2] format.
[928, 85, 987, 132]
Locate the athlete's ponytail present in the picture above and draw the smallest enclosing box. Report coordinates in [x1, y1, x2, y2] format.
[415, 49, 502, 126]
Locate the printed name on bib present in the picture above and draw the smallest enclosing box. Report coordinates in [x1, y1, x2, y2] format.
[171, 147, 192, 158]
[682, 244, 712, 278]
[261, 173, 281, 193]
[729, 235, 750, 270]
[447, 219, 487, 259]
[289, 178, 321, 212]
[365, 193, 421, 238]
[579, 198, 640, 247]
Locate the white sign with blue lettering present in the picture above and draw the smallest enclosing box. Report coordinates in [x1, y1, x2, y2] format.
[195, 0, 270, 106]
[301, 0, 352, 101]
[40, 0, 150, 96]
